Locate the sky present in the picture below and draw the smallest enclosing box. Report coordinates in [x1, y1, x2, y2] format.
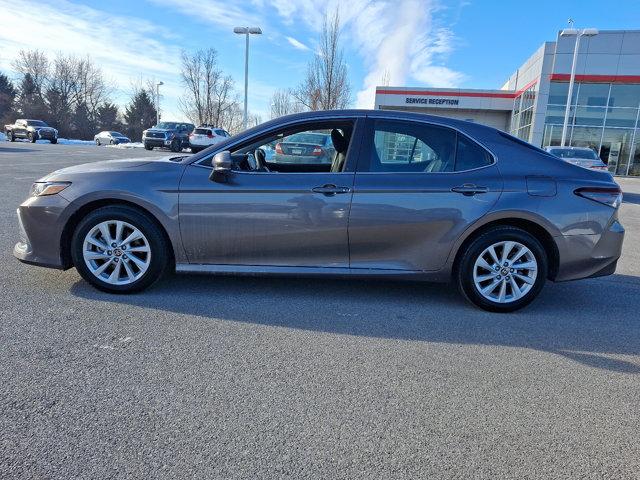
[0, 0, 639, 122]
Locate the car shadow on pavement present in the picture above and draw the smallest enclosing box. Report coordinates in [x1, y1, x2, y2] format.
[622, 192, 640, 205]
[69, 272, 640, 374]
[0, 146, 41, 153]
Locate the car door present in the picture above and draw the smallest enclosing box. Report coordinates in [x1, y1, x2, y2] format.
[178, 118, 363, 268]
[348, 117, 503, 272]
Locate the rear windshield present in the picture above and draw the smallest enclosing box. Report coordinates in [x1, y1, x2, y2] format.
[27, 120, 47, 127]
[548, 148, 599, 160]
[194, 128, 211, 135]
[286, 133, 328, 145]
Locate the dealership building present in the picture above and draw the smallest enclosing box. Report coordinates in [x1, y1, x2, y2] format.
[375, 29, 640, 176]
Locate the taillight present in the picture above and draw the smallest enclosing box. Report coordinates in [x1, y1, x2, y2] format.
[574, 186, 622, 208]
[312, 146, 323, 156]
[189, 133, 194, 138]
[275, 143, 283, 154]
[207, 131, 214, 138]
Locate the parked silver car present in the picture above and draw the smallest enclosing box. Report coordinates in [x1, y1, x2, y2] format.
[544, 146, 609, 171]
[14, 110, 624, 312]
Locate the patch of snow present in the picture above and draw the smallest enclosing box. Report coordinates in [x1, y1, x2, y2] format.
[0, 132, 6, 141]
[55, 138, 95, 145]
[105, 142, 146, 149]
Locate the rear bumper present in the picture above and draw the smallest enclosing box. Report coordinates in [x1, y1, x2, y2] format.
[554, 219, 625, 281]
[13, 195, 70, 269]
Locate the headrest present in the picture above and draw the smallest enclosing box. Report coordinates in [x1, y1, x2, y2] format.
[331, 128, 348, 153]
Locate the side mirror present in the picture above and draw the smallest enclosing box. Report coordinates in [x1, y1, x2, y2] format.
[210, 151, 232, 183]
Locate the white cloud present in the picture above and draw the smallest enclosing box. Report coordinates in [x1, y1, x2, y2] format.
[286, 36, 311, 51]
[0, 0, 187, 119]
[254, 0, 465, 108]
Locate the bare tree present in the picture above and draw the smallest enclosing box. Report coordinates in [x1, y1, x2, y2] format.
[270, 88, 304, 119]
[179, 48, 238, 127]
[293, 9, 351, 111]
[12, 50, 49, 97]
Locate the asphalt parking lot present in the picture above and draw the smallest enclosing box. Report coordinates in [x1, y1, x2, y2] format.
[1, 141, 639, 479]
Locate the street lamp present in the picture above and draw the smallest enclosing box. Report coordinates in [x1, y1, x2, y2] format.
[234, 26, 262, 130]
[156, 81, 164, 126]
[559, 26, 598, 146]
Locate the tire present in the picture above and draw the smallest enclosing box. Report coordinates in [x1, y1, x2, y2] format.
[144, 143, 153, 151]
[50, 138, 57, 144]
[456, 226, 548, 312]
[170, 139, 181, 153]
[110, 139, 114, 145]
[71, 206, 170, 294]
[190, 146, 200, 153]
[7, 131, 14, 142]
[29, 132, 36, 143]
[95, 139, 101, 146]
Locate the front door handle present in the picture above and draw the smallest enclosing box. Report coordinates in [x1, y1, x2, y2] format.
[451, 184, 489, 196]
[312, 184, 351, 196]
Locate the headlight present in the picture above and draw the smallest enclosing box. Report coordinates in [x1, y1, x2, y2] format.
[30, 181, 71, 197]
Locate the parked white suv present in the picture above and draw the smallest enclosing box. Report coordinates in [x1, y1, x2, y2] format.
[189, 126, 230, 153]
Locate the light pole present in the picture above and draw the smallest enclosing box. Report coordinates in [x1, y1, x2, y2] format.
[559, 26, 598, 146]
[156, 81, 164, 126]
[233, 26, 262, 130]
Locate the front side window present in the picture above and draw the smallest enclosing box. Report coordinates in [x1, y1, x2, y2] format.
[232, 124, 351, 173]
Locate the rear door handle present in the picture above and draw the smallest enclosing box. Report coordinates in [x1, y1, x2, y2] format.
[451, 184, 489, 196]
[312, 184, 351, 196]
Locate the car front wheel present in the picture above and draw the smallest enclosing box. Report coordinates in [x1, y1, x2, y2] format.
[71, 206, 170, 293]
[144, 143, 153, 150]
[28, 132, 36, 143]
[456, 226, 547, 312]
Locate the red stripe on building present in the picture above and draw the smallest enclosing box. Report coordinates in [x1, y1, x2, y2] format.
[376, 79, 538, 99]
[550, 74, 640, 83]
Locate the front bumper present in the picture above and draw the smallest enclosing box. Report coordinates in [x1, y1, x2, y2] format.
[36, 129, 57, 140]
[143, 137, 172, 147]
[13, 194, 70, 269]
[554, 219, 625, 281]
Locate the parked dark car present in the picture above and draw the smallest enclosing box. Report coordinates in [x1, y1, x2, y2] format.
[5, 119, 58, 143]
[14, 110, 624, 312]
[142, 121, 194, 152]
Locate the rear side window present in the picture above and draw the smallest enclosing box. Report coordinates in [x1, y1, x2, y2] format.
[194, 128, 211, 135]
[455, 135, 492, 171]
[214, 129, 227, 136]
[368, 120, 456, 173]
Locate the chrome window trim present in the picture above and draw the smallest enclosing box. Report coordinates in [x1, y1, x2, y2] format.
[189, 113, 365, 169]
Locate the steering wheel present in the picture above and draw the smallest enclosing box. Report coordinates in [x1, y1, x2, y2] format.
[254, 148, 270, 172]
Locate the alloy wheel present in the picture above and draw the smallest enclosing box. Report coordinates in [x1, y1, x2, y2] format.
[82, 220, 151, 285]
[472, 240, 537, 304]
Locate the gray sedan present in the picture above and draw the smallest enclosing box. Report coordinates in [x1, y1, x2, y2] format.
[14, 110, 624, 312]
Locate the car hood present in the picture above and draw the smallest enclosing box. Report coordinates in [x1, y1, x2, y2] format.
[40, 156, 184, 180]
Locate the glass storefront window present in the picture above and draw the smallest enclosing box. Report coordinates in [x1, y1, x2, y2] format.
[600, 128, 633, 174]
[543, 124, 562, 146]
[605, 107, 640, 128]
[608, 84, 640, 108]
[574, 106, 606, 126]
[577, 83, 610, 106]
[569, 126, 603, 151]
[548, 82, 578, 105]
[629, 140, 640, 176]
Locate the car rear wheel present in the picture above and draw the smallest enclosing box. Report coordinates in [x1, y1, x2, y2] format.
[95, 139, 101, 146]
[170, 139, 181, 152]
[456, 226, 547, 312]
[71, 206, 170, 293]
[50, 138, 57, 144]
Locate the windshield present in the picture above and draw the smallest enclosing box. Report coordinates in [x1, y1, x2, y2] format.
[155, 122, 177, 130]
[27, 120, 47, 127]
[286, 133, 329, 145]
[549, 148, 599, 160]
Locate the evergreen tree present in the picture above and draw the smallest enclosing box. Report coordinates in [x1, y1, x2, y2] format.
[124, 90, 156, 141]
[96, 102, 122, 132]
[45, 86, 72, 137]
[0, 72, 17, 123]
[72, 103, 95, 140]
[16, 73, 47, 120]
